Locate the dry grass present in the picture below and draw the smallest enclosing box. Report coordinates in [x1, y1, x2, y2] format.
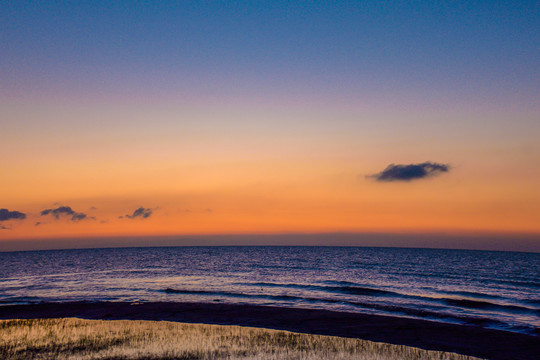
[0, 318, 482, 360]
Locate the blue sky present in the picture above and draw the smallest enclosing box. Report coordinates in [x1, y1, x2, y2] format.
[2, 1, 538, 105]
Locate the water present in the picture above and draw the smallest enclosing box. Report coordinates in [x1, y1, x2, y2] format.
[0, 246, 538, 335]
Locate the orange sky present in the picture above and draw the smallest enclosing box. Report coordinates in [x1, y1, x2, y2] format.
[1, 98, 539, 245]
[1, 2, 539, 250]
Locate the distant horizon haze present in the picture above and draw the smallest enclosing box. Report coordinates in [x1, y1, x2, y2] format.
[1, 232, 539, 253]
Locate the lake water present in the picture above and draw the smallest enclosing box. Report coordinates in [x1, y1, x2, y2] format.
[0, 246, 538, 335]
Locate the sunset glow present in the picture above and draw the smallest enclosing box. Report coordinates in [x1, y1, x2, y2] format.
[1, 1, 539, 250]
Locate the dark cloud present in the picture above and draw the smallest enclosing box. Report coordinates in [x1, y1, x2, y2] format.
[41, 206, 74, 218]
[125, 207, 153, 219]
[0, 208, 26, 221]
[370, 162, 450, 182]
[0, 225, 10, 230]
[71, 213, 87, 221]
[40, 205, 89, 222]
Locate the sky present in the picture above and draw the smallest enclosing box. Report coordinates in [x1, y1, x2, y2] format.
[1, 1, 539, 251]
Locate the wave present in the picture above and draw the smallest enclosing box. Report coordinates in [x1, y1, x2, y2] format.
[164, 283, 540, 317]
[248, 282, 398, 297]
[162, 287, 538, 334]
[437, 289, 504, 300]
[163, 288, 338, 303]
[490, 278, 540, 289]
[0, 296, 42, 305]
[246, 282, 540, 314]
[163, 288, 441, 316]
[442, 298, 540, 315]
[345, 299, 509, 328]
[522, 298, 540, 306]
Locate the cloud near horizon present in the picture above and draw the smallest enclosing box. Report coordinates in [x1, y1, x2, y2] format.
[0, 208, 27, 221]
[369, 162, 450, 182]
[40, 206, 90, 222]
[124, 207, 153, 219]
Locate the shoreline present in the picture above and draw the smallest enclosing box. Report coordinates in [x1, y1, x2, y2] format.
[0, 301, 538, 360]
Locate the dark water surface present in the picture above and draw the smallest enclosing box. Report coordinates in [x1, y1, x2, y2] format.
[0, 246, 538, 335]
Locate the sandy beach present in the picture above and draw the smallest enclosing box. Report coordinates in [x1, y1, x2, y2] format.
[0, 301, 538, 360]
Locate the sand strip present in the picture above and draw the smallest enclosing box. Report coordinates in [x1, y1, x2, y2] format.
[0, 301, 537, 360]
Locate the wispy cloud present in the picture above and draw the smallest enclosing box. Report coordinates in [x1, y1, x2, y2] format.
[369, 162, 450, 182]
[0, 208, 26, 221]
[40, 205, 91, 222]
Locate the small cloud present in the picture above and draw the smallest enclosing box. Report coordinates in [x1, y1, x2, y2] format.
[1, 225, 10, 230]
[41, 206, 74, 218]
[89, 206, 98, 210]
[369, 162, 450, 182]
[35, 222, 41, 227]
[125, 207, 153, 219]
[71, 213, 87, 221]
[40, 205, 89, 222]
[0, 208, 26, 221]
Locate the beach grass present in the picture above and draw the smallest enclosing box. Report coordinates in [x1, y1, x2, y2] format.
[0, 318, 482, 360]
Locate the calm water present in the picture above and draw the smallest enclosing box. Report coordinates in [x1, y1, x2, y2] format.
[0, 246, 538, 335]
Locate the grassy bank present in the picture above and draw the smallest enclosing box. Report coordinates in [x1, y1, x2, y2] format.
[0, 318, 482, 360]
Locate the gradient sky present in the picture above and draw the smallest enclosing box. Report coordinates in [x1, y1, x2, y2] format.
[1, 1, 539, 250]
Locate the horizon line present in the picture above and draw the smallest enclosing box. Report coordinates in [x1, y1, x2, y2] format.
[1, 231, 539, 253]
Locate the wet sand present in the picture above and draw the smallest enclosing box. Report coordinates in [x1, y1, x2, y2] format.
[0, 301, 538, 360]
